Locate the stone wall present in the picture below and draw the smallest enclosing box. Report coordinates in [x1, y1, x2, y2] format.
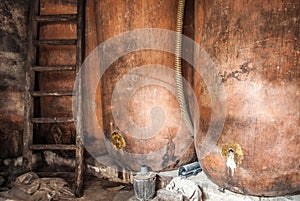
[0, 1, 29, 158]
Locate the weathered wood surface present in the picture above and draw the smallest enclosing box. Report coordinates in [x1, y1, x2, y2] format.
[81, 0, 107, 156]
[194, 0, 300, 196]
[38, 0, 77, 145]
[94, 0, 196, 172]
[30, 144, 76, 150]
[23, 0, 39, 171]
[35, 14, 77, 22]
[32, 65, 76, 71]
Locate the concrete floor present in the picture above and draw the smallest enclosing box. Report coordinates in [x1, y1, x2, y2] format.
[76, 171, 300, 201]
[1, 171, 299, 201]
[76, 177, 134, 201]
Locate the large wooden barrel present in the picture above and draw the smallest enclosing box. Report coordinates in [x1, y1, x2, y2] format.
[194, 0, 300, 196]
[94, 0, 196, 172]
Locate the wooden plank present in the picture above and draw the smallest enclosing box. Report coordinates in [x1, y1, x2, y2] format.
[31, 117, 74, 123]
[0, 187, 9, 191]
[32, 65, 76, 71]
[34, 39, 77, 46]
[30, 144, 76, 150]
[30, 90, 74, 97]
[75, 0, 84, 72]
[23, 0, 39, 171]
[36, 171, 74, 178]
[35, 14, 77, 22]
[74, 0, 85, 197]
[75, 139, 84, 197]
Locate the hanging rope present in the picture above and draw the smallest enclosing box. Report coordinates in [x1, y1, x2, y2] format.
[174, 0, 194, 137]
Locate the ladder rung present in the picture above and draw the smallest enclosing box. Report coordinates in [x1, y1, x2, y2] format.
[34, 39, 77, 46]
[32, 65, 76, 71]
[31, 117, 74, 123]
[0, 187, 9, 191]
[30, 144, 76, 150]
[36, 171, 75, 178]
[31, 90, 74, 97]
[35, 14, 77, 23]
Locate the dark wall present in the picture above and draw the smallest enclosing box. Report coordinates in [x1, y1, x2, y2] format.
[0, 0, 29, 158]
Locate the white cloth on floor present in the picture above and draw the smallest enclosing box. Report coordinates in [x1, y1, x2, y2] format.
[166, 177, 202, 201]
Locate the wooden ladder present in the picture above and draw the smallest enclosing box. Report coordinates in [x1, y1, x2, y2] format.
[23, 0, 85, 197]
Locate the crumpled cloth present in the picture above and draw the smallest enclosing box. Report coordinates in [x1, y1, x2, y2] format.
[166, 177, 202, 201]
[0, 172, 75, 201]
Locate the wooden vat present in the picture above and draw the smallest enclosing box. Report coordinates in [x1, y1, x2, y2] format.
[194, 0, 300, 196]
[94, 0, 196, 172]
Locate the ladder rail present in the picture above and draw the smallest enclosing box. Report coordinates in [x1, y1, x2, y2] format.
[23, 0, 39, 171]
[74, 0, 85, 197]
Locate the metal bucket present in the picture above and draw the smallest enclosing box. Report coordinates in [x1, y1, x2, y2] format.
[133, 166, 156, 201]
